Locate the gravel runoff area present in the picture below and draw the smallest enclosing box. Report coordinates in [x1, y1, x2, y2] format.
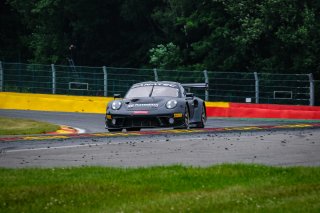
[0, 128, 319, 168]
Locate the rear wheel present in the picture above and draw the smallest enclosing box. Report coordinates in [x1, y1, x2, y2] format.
[196, 105, 207, 128]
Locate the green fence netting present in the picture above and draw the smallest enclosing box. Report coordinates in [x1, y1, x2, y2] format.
[0, 62, 316, 105]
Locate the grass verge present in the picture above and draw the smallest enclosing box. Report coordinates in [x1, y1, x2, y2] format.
[0, 116, 60, 135]
[0, 164, 319, 212]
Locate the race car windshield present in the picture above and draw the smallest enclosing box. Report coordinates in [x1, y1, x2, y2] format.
[125, 86, 179, 98]
[152, 86, 179, 97]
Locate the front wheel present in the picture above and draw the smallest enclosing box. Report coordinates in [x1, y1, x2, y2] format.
[183, 107, 190, 129]
[173, 106, 190, 129]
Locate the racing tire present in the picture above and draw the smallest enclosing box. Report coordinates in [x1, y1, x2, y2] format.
[196, 105, 207, 128]
[183, 106, 190, 129]
[174, 106, 190, 129]
[108, 128, 123, 132]
[126, 128, 141, 132]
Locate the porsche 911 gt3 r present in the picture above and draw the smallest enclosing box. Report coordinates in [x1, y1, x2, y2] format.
[105, 81, 207, 132]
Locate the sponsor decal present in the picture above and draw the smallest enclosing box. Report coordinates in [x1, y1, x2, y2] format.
[128, 103, 159, 108]
[133, 111, 149, 114]
[174, 113, 183, 118]
[132, 83, 178, 88]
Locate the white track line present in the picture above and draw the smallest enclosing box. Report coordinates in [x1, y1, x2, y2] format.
[5, 144, 97, 153]
[5, 137, 204, 153]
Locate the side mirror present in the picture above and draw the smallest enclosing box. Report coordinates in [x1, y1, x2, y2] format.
[113, 94, 121, 100]
[186, 93, 194, 99]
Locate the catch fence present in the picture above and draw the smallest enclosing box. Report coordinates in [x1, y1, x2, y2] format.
[0, 61, 316, 106]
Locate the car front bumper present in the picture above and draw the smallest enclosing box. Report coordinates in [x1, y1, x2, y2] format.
[105, 111, 186, 129]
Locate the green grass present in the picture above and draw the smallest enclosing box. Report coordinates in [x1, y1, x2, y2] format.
[0, 116, 60, 135]
[0, 164, 319, 212]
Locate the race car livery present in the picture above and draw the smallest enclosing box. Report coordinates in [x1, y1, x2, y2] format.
[105, 81, 207, 132]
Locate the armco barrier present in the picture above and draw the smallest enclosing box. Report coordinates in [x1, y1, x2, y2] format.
[206, 102, 320, 120]
[1, 92, 320, 119]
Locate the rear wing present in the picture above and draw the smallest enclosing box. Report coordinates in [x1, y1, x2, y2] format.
[181, 83, 208, 90]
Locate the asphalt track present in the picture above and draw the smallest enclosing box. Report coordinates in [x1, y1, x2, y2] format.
[0, 109, 320, 168]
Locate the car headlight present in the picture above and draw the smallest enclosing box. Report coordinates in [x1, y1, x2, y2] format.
[111, 100, 122, 110]
[166, 100, 177, 109]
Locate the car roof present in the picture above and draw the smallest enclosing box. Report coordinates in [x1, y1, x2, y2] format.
[132, 81, 180, 86]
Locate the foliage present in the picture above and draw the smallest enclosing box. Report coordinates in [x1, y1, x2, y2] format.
[150, 0, 320, 76]
[149, 42, 182, 69]
[0, 1, 28, 62]
[3, 0, 161, 66]
[1, 0, 320, 78]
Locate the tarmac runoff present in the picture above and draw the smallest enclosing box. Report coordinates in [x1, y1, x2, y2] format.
[1, 123, 320, 142]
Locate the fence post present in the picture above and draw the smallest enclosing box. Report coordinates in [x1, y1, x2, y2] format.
[51, 64, 56, 94]
[254, 72, 259, 104]
[0, 61, 3, 92]
[308, 73, 314, 106]
[103, 66, 108, 96]
[203, 70, 209, 101]
[153, 68, 158, 81]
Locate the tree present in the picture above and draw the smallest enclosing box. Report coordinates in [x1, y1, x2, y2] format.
[6, 0, 164, 66]
[8, 0, 70, 64]
[0, 0, 28, 62]
[149, 0, 320, 77]
[2, 0, 320, 79]
[149, 42, 182, 69]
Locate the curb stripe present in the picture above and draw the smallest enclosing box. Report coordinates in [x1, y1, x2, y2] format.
[46, 125, 80, 134]
[1, 123, 319, 142]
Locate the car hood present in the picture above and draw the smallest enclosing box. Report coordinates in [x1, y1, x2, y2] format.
[122, 97, 172, 111]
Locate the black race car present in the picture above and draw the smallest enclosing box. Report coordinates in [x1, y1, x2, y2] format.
[105, 81, 207, 132]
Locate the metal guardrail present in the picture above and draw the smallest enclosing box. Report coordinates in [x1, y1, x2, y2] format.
[0, 61, 316, 106]
[315, 80, 320, 106]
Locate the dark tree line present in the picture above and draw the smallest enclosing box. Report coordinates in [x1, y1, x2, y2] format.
[1, 0, 320, 78]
